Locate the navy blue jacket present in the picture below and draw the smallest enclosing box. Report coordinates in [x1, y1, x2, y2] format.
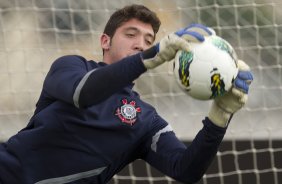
[0, 54, 226, 184]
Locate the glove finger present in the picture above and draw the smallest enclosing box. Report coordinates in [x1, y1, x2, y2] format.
[207, 27, 216, 36]
[240, 94, 248, 104]
[234, 78, 250, 94]
[231, 88, 248, 107]
[174, 36, 191, 52]
[163, 34, 191, 52]
[237, 71, 253, 82]
[185, 23, 214, 36]
[232, 87, 247, 102]
[181, 31, 205, 42]
[175, 23, 215, 42]
[237, 60, 250, 71]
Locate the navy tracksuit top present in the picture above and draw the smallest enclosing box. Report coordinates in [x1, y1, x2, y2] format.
[0, 53, 226, 184]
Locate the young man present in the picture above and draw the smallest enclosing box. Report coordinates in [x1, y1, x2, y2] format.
[0, 4, 253, 184]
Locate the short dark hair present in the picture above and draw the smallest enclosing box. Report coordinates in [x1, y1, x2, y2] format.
[103, 4, 161, 39]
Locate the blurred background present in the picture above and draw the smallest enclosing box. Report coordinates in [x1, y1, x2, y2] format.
[0, 0, 281, 183]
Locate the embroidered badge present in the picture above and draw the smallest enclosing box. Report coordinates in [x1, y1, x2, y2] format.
[115, 99, 141, 125]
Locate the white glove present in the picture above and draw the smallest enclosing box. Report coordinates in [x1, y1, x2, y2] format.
[141, 24, 214, 69]
[208, 60, 254, 127]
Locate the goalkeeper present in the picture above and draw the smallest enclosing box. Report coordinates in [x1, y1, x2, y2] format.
[0, 4, 253, 184]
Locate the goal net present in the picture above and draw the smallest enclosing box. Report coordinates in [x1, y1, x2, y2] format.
[0, 0, 281, 183]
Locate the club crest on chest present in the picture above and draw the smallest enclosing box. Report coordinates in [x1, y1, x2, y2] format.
[115, 99, 141, 125]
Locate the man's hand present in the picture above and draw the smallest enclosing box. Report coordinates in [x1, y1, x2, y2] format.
[208, 60, 254, 127]
[141, 24, 214, 69]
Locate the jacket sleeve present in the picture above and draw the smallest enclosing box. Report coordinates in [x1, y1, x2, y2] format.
[76, 54, 146, 108]
[43, 54, 147, 108]
[142, 115, 226, 184]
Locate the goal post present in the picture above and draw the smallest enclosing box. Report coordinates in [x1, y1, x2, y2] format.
[0, 0, 281, 184]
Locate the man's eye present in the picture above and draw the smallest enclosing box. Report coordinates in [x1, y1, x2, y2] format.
[126, 33, 135, 37]
[146, 40, 152, 45]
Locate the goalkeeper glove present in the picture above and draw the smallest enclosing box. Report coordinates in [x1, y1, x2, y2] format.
[141, 24, 214, 69]
[208, 60, 254, 127]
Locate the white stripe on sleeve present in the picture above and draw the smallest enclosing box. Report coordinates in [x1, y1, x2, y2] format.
[151, 125, 173, 152]
[73, 69, 97, 108]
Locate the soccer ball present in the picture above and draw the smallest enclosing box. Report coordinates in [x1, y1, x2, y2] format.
[173, 35, 238, 100]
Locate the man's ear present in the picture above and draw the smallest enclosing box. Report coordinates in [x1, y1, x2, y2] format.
[101, 34, 111, 50]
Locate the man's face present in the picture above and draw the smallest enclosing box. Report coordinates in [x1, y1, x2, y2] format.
[101, 18, 155, 64]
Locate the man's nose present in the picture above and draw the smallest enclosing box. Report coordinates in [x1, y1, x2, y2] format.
[134, 38, 145, 51]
